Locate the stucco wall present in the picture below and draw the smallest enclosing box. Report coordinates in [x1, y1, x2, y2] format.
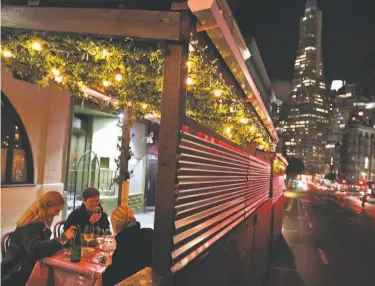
[1, 68, 71, 235]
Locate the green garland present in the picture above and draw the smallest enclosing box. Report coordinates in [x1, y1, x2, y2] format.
[1, 28, 271, 150]
[187, 44, 271, 148]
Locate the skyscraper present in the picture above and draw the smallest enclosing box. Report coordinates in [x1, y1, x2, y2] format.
[281, 0, 329, 174]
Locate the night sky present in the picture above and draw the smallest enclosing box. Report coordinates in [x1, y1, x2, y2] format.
[228, 0, 374, 96]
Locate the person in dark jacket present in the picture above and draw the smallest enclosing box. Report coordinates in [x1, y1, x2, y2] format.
[64, 187, 110, 232]
[1, 191, 76, 286]
[102, 206, 153, 286]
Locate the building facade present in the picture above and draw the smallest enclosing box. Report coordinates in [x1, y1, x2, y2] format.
[340, 120, 375, 183]
[281, 0, 329, 174]
[326, 83, 369, 173]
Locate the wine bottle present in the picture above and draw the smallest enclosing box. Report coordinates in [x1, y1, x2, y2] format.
[70, 225, 82, 263]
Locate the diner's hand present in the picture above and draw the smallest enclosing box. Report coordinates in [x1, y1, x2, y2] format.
[64, 225, 76, 240]
[89, 213, 101, 225]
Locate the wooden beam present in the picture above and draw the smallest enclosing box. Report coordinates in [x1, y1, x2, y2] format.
[1, 5, 182, 41]
[152, 12, 190, 285]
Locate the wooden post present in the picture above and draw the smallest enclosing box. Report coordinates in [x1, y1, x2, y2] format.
[152, 12, 190, 285]
[248, 142, 256, 156]
[118, 106, 133, 207]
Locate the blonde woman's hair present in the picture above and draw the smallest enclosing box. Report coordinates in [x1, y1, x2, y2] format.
[17, 191, 65, 228]
[111, 205, 136, 234]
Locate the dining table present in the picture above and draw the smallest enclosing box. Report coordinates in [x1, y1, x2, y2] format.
[26, 247, 110, 286]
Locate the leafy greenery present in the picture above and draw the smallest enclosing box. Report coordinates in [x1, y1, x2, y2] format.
[286, 157, 305, 175]
[187, 47, 271, 148]
[1, 28, 272, 149]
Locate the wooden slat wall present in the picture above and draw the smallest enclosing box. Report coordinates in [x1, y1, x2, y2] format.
[272, 175, 285, 204]
[171, 125, 271, 272]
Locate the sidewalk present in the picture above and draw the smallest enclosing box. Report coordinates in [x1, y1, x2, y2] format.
[264, 235, 305, 286]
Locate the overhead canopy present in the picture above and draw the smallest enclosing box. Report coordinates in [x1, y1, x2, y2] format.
[188, 0, 279, 144]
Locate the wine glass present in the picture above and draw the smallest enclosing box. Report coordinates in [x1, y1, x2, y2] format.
[96, 228, 104, 246]
[84, 224, 95, 247]
[104, 229, 114, 255]
[93, 206, 102, 231]
[60, 234, 69, 257]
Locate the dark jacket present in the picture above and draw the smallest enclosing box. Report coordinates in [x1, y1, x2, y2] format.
[1, 221, 61, 286]
[102, 222, 153, 286]
[64, 203, 110, 232]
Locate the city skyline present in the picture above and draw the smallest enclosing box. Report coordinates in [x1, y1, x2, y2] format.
[229, 0, 374, 99]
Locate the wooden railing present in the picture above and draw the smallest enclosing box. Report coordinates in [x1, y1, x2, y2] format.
[171, 123, 271, 272]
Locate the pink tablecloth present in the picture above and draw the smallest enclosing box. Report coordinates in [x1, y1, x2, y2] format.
[27, 250, 106, 286]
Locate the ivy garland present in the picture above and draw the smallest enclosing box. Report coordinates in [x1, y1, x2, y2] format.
[1, 28, 271, 150]
[187, 43, 271, 148]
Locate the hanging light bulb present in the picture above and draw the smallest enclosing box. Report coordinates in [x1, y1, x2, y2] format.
[32, 41, 42, 51]
[214, 90, 222, 97]
[142, 104, 148, 109]
[103, 80, 110, 87]
[3, 50, 12, 58]
[54, 76, 63, 83]
[115, 73, 122, 81]
[52, 68, 60, 77]
[187, 77, 194, 85]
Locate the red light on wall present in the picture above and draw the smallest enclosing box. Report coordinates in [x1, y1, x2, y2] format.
[342, 180, 346, 184]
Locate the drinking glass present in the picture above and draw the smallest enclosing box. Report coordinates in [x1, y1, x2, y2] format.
[104, 229, 114, 255]
[84, 224, 95, 247]
[96, 228, 104, 246]
[60, 235, 69, 257]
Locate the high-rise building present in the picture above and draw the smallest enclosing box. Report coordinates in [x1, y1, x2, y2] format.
[280, 0, 329, 174]
[326, 83, 368, 174]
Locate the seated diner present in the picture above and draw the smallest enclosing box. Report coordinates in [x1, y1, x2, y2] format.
[102, 206, 153, 286]
[1, 191, 76, 286]
[64, 187, 110, 233]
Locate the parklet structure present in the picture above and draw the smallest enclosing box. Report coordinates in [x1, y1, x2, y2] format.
[1, 0, 287, 285]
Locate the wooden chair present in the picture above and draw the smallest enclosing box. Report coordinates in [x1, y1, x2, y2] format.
[1, 231, 14, 258]
[53, 220, 66, 238]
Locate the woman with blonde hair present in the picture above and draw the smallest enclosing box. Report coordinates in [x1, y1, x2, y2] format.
[102, 205, 153, 286]
[1, 191, 76, 286]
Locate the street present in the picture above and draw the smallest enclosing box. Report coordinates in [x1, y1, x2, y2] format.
[266, 190, 375, 286]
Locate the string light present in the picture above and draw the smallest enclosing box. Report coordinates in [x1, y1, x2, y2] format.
[186, 61, 192, 68]
[142, 104, 148, 109]
[52, 68, 60, 76]
[103, 80, 110, 87]
[127, 102, 132, 106]
[214, 90, 222, 97]
[54, 76, 63, 83]
[3, 50, 12, 58]
[187, 77, 194, 85]
[115, 73, 122, 81]
[225, 127, 231, 134]
[240, 118, 249, 124]
[32, 41, 42, 51]
[249, 125, 256, 132]
[102, 49, 108, 57]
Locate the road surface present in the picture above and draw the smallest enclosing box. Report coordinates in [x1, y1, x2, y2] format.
[265, 190, 375, 286]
